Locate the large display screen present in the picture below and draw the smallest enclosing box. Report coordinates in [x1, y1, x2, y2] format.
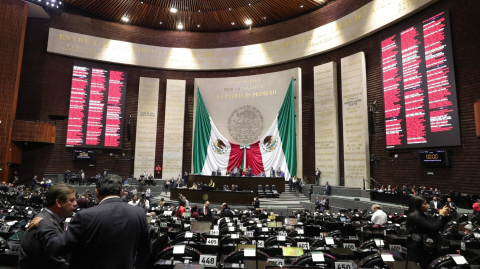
[66, 65, 127, 149]
[381, 11, 461, 149]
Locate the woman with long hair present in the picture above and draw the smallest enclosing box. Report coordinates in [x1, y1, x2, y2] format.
[406, 195, 449, 268]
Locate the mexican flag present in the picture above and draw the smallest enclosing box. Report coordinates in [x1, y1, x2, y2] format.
[193, 79, 297, 180]
[258, 78, 297, 180]
[193, 88, 242, 175]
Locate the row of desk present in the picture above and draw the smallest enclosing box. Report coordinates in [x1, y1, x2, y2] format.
[187, 174, 285, 195]
[170, 188, 256, 205]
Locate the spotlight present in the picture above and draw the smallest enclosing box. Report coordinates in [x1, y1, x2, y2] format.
[122, 16, 129, 22]
[59, 1, 62, 4]
[300, 5, 304, 8]
[177, 22, 183, 30]
[198, 10, 200, 12]
[197, 24, 200, 27]
[245, 19, 252, 25]
[141, 1, 144, 3]
[231, 22, 235, 25]
[159, 22, 162, 24]
[170, 7, 177, 13]
[228, 8, 231, 11]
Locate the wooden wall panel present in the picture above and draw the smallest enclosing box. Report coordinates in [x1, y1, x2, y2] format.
[0, 0, 28, 182]
[14, 0, 480, 195]
[11, 121, 56, 143]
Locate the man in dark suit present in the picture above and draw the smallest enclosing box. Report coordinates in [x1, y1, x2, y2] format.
[174, 179, 182, 188]
[429, 196, 441, 213]
[31, 176, 37, 190]
[201, 201, 211, 217]
[34, 175, 151, 269]
[270, 167, 275, 177]
[253, 197, 260, 209]
[30, 190, 43, 205]
[445, 197, 457, 218]
[324, 181, 331, 195]
[247, 166, 252, 177]
[231, 184, 238, 192]
[314, 196, 320, 212]
[183, 171, 188, 186]
[19, 183, 76, 269]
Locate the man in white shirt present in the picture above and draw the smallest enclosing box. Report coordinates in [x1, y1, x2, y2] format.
[371, 204, 388, 225]
[128, 195, 139, 206]
[145, 188, 151, 201]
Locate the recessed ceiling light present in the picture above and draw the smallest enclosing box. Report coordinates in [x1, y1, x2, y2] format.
[300, 5, 304, 8]
[197, 24, 200, 27]
[121, 16, 129, 22]
[263, 17, 266, 20]
[245, 19, 252, 25]
[141, 1, 144, 4]
[159, 22, 162, 24]
[228, 8, 231, 11]
[198, 10, 201, 12]
[59, 1, 62, 4]
[231, 22, 235, 25]
[177, 22, 183, 30]
[248, 3, 251, 6]
[170, 7, 177, 13]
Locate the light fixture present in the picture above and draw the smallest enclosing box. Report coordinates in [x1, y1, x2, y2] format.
[228, 8, 231, 10]
[245, 19, 252, 25]
[263, 17, 266, 20]
[198, 10, 201, 12]
[177, 22, 183, 30]
[197, 24, 200, 27]
[122, 15, 129, 22]
[231, 22, 235, 25]
[59, 1, 62, 4]
[141, 1, 144, 4]
[170, 7, 177, 13]
[300, 5, 304, 8]
[52, 0, 55, 2]
[248, 3, 251, 6]
[159, 22, 162, 24]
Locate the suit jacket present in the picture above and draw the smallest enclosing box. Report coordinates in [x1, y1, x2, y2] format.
[254, 199, 260, 209]
[446, 201, 457, 210]
[232, 186, 238, 192]
[315, 199, 320, 209]
[270, 170, 275, 177]
[324, 184, 331, 195]
[37, 197, 151, 269]
[201, 207, 212, 217]
[18, 210, 68, 269]
[429, 200, 441, 210]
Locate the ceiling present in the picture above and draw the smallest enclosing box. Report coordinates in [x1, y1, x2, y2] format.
[63, 0, 332, 32]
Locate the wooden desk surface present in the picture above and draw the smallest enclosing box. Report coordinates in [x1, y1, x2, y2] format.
[170, 188, 256, 205]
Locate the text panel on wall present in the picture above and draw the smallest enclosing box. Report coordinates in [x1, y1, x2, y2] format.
[381, 11, 461, 149]
[66, 65, 127, 149]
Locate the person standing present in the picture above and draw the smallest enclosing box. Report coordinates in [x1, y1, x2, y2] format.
[270, 167, 275, 178]
[145, 187, 151, 202]
[276, 167, 281, 177]
[183, 171, 188, 186]
[315, 168, 321, 185]
[253, 196, 260, 209]
[79, 170, 85, 186]
[308, 185, 313, 200]
[314, 196, 320, 212]
[19, 183, 77, 269]
[34, 175, 151, 269]
[473, 198, 480, 217]
[289, 176, 293, 192]
[164, 179, 170, 194]
[31, 176, 37, 190]
[320, 197, 326, 213]
[247, 166, 252, 177]
[155, 165, 161, 179]
[139, 179, 146, 193]
[406, 196, 449, 268]
[324, 181, 331, 195]
[371, 204, 388, 225]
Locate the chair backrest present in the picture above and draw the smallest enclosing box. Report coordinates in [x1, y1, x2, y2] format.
[265, 185, 271, 191]
[272, 184, 277, 191]
[258, 185, 264, 191]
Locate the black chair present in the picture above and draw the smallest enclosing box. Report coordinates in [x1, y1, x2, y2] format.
[358, 251, 404, 268]
[224, 249, 270, 263]
[257, 185, 265, 198]
[155, 245, 202, 263]
[271, 184, 280, 198]
[292, 252, 337, 268]
[264, 185, 273, 198]
[429, 255, 470, 269]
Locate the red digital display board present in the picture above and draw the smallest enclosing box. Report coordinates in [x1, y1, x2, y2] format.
[66, 65, 127, 149]
[381, 11, 461, 149]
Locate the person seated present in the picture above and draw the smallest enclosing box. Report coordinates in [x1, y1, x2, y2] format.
[189, 182, 198, 190]
[231, 184, 238, 192]
[159, 198, 165, 207]
[191, 205, 200, 220]
[371, 204, 388, 225]
[45, 178, 52, 188]
[176, 200, 186, 217]
[429, 196, 441, 213]
[208, 179, 215, 188]
[223, 185, 230, 191]
[445, 197, 457, 218]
